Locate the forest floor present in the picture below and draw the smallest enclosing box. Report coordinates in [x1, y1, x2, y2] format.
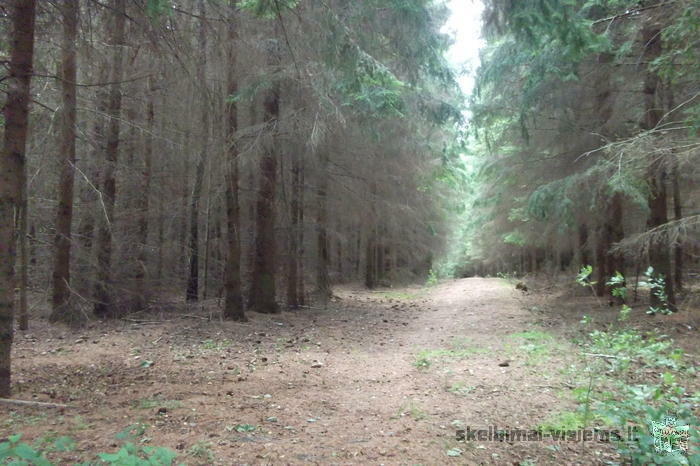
[3, 277, 698, 465]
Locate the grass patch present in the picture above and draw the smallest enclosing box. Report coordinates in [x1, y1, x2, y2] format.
[71, 415, 91, 431]
[2, 411, 48, 428]
[414, 337, 488, 369]
[200, 339, 232, 350]
[537, 410, 586, 434]
[188, 441, 214, 462]
[413, 348, 481, 367]
[414, 355, 431, 370]
[508, 330, 559, 365]
[446, 381, 476, 396]
[509, 330, 554, 342]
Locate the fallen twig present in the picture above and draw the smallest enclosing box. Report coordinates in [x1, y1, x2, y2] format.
[0, 398, 70, 409]
[123, 318, 166, 324]
[581, 352, 622, 359]
[181, 314, 210, 320]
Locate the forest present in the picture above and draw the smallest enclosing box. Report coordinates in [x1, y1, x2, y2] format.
[0, 0, 698, 464]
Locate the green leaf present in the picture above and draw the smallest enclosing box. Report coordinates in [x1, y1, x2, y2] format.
[234, 424, 257, 432]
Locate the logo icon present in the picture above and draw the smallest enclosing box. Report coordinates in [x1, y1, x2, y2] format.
[649, 416, 690, 457]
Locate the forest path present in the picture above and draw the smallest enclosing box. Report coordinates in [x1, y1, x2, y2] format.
[6, 278, 613, 464]
[278, 277, 584, 465]
[207, 277, 595, 464]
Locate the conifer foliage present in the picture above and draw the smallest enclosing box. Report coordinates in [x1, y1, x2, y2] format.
[462, 0, 699, 305]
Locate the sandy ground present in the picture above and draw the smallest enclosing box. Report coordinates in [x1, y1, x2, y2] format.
[2, 278, 623, 464]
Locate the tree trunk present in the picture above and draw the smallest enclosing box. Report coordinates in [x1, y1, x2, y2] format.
[577, 223, 590, 267]
[365, 226, 376, 289]
[297, 152, 306, 306]
[642, 26, 675, 309]
[336, 236, 343, 281]
[186, 1, 210, 303]
[78, 64, 108, 267]
[186, 157, 205, 302]
[202, 166, 213, 300]
[607, 193, 625, 277]
[222, 9, 245, 321]
[156, 151, 164, 281]
[179, 130, 191, 277]
[286, 147, 302, 309]
[594, 217, 609, 297]
[316, 151, 331, 305]
[671, 161, 683, 291]
[666, 84, 683, 293]
[647, 168, 675, 308]
[134, 79, 155, 310]
[376, 223, 385, 284]
[355, 229, 361, 277]
[248, 36, 281, 314]
[93, 0, 126, 318]
[0, 0, 37, 397]
[18, 165, 29, 331]
[50, 0, 79, 323]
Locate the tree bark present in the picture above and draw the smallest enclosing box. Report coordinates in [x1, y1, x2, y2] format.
[376, 222, 385, 284]
[156, 171, 165, 280]
[595, 217, 609, 297]
[642, 26, 675, 309]
[354, 228, 361, 277]
[179, 129, 191, 277]
[647, 168, 675, 308]
[365, 226, 377, 289]
[286, 147, 302, 309]
[593, 49, 624, 296]
[78, 63, 108, 269]
[577, 223, 590, 267]
[202, 160, 213, 300]
[666, 85, 683, 293]
[50, 0, 80, 323]
[17, 187, 28, 331]
[607, 193, 625, 276]
[248, 37, 281, 314]
[316, 151, 331, 305]
[93, 0, 126, 318]
[186, 157, 205, 302]
[186, 1, 210, 303]
[297, 151, 306, 306]
[132, 78, 155, 310]
[0, 0, 37, 397]
[222, 9, 245, 321]
[671, 161, 683, 291]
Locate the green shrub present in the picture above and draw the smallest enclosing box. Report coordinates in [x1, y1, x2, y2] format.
[0, 428, 182, 465]
[0, 435, 52, 466]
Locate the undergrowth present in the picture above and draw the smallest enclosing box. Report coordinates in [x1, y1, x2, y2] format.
[565, 268, 700, 464]
[0, 424, 182, 465]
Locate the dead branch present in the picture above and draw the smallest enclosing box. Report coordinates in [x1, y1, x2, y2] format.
[0, 398, 70, 409]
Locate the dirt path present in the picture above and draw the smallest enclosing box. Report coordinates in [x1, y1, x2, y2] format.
[4, 278, 616, 464]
